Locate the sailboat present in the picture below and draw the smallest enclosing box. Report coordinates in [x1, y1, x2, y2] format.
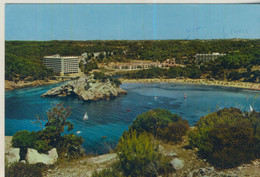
[83, 112, 88, 120]
[249, 105, 254, 112]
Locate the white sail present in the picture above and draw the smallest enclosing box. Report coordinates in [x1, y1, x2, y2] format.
[83, 112, 88, 120]
[249, 105, 253, 112]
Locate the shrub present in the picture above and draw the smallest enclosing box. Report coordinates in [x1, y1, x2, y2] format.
[12, 130, 38, 149]
[110, 78, 122, 87]
[93, 72, 107, 82]
[33, 140, 52, 154]
[130, 109, 181, 136]
[93, 72, 122, 87]
[5, 162, 43, 177]
[158, 120, 189, 143]
[57, 133, 84, 159]
[91, 164, 123, 177]
[36, 127, 59, 148]
[188, 107, 260, 168]
[130, 109, 189, 143]
[116, 130, 173, 177]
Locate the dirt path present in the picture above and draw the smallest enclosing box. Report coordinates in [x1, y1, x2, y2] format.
[44, 153, 117, 177]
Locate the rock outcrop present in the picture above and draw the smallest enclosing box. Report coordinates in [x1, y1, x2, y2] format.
[26, 148, 58, 165]
[41, 75, 127, 101]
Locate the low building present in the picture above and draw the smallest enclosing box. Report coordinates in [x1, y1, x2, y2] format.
[112, 61, 161, 70]
[195, 53, 226, 62]
[161, 58, 178, 67]
[43, 54, 79, 76]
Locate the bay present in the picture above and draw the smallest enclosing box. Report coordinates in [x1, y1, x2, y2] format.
[5, 83, 260, 154]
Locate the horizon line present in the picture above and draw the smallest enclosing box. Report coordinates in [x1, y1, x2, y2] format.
[5, 38, 260, 42]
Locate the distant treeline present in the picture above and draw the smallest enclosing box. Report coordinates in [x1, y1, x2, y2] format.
[124, 53, 260, 82]
[5, 39, 260, 81]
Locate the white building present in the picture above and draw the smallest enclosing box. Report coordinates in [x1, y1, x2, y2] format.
[43, 54, 79, 75]
[195, 53, 226, 62]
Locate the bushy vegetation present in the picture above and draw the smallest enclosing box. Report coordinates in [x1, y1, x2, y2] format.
[116, 130, 173, 177]
[200, 52, 260, 81]
[84, 61, 99, 74]
[5, 53, 54, 82]
[5, 162, 45, 177]
[93, 72, 122, 87]
[12, 103, 84, 160]
[130, 109, 189, 143]
[188, 107, 260, 168]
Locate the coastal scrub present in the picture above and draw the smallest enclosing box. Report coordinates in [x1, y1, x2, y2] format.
[188, 107, 260, 168]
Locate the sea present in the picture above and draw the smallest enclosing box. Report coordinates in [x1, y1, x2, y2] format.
[5, 82, 260, 154]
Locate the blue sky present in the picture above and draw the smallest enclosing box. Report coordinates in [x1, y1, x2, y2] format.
[5, 4, 260, 41]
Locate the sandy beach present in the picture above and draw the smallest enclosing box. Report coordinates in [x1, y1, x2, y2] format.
[120, 78, 260, 91]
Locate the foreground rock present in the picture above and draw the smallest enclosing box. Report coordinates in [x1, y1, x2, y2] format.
[5, 148, 20, 164]
[26, 148, 58, 165]
[5, 136, 20, 163]
[41, 75, 127, 101]
[171, 158, 184, 170]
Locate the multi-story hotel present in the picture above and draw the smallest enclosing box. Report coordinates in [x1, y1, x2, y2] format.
[195, 53, 226, 62]
[43, 54, 79, 75]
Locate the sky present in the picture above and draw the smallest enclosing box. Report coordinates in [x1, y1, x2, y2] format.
[5, 4, 260, 41]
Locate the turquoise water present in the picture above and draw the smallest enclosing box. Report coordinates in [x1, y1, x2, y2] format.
[5, 83, 260, 154]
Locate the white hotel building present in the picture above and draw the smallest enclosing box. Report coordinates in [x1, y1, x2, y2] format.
[195, 53, 226, 62]
[43, 54, 79, 76]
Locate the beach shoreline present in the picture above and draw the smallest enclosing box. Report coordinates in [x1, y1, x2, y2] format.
[120, 78, 260, 91]
[5, 79, 64, 91]
[5, 78, 260, 91]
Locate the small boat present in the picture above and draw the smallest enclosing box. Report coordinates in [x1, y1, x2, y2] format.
[184, 93, 187, 98]
[154, 96, 158, 99]
[126, 109, 131, 112]
[83, 112, 88, 120]
[76, 131, 81, 134]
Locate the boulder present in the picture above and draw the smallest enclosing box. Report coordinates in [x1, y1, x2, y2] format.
[26, 148, 58, 165]
[5, 148, 20, 163]
[5, 136, 20, 163]
[171, 158, 184, 170]
[41, 75, 127, 101]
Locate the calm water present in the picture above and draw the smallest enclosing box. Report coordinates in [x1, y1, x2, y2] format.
[5, 83, 260, 154]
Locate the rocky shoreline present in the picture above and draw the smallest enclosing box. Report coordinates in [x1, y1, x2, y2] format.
[5, 80, 63, 91]
[41, 75, 127, 101]
[120, 78, 260, 91]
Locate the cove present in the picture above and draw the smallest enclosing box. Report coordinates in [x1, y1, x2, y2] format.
[5, 83, 260, 154]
